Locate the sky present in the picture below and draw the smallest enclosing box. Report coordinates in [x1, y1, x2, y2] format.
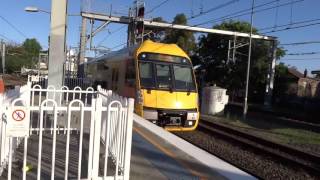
[0, 0, 319, 74]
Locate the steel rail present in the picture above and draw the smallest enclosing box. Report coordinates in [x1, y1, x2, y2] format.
[198, 118, 320, 176]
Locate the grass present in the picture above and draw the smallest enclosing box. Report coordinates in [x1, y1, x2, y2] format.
[202, 114, 320, 145]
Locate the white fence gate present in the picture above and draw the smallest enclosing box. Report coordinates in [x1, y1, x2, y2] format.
[0, 82, 134, 180]
[28, 75, 93, 90]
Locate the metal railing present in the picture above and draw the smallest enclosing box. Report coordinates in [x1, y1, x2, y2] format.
[0, 85, 29, 176]
[0, 80, 134, 180]
[28, 75, 93, 90]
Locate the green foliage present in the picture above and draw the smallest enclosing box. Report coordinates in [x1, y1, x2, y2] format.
[22, 38, 42, 58]
[196, 20, 286, 102]
[163, 13, 196, 55]
[273, 62, 291, 99]
[0, 38, 42, 73]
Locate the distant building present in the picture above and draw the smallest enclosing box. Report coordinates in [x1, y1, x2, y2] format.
[287, 68, 320, 98]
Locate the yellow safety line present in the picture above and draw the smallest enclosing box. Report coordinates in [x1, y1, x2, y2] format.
[133, 126, 207, 180]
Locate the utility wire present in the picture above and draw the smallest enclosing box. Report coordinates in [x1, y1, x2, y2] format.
[262, 21, 320, 34]
[260, 18, 320, 31]
[280, 58, 320, 61]
[0, 33, 10, 41]
[110, 42, 127, 50]
[194, 0, 279, 26]
[97, 25, 126, 46]
[0, 15, 27, 38]
[146, 0, 170, 15]
[195, 0, 304, 26]
[187, 0, 239, 20]
[287, 51, 320, 55]
[280, 41, 320, 46]
[273, 0, 280, 30]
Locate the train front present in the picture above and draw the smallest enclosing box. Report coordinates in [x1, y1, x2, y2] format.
[136, 40, 199, 131]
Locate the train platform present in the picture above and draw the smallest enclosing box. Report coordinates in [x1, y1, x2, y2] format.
[0, 114, 256, 180]
[131, 114, 257, 180]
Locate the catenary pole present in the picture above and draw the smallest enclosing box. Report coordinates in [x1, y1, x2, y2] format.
[243, 0, 255, 116]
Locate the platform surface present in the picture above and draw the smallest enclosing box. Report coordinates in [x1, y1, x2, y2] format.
[0, 114, 256, 180]
[131, 114, 257, 180]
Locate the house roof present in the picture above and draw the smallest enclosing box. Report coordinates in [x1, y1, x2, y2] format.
[288, 68, 304, 78]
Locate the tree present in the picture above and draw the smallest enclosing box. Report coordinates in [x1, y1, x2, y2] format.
[22, 38, 42, 58]
[273, 62, 291, 101]
[164, 14, 196, 55]
[196, 20, 285, 103]
[0, 38, 42, 73]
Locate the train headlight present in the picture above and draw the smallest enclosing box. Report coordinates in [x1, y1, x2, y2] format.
[175, 102, 182, 108]
[187, 112, 198, 120]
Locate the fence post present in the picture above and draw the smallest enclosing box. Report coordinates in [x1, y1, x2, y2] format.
[91, 95, 102, 178]
[0, 93, 3, 170]
[123, 98, 134, 180]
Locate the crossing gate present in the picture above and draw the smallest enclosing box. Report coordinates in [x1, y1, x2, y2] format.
[0, 82, 134, 180]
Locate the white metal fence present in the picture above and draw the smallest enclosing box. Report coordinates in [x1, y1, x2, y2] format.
[28, 75, 93, 90]
[0, 81, 134, 180]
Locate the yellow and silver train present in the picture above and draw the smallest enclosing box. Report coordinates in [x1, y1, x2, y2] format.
[82, 40, 199, 131]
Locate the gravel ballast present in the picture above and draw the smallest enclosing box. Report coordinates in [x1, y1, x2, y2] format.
[175, 130, 317, 180]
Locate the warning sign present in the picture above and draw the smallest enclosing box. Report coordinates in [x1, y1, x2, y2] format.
[7, 107, 30, 137]
[12, 110, 26, 121]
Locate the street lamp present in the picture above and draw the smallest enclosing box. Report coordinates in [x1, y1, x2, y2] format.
[25, 6, 79, 16]
[24, 6, 50, 14]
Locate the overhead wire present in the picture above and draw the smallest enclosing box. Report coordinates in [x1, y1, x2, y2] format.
[110, 42, 127, 50]
[194, 0, 304, 27]
[287, 51, 320, 56]
[0, 15, 27, 38]
[289, 0, 294, 26]
[187, 0, 239, 20]
[273, 0, 280, 30]
[280, 41, 320, 46]
[146, 0, 170, 15]
[280, 58, 320, 61]
[259, 18, 320, 31]
[0, 33, 10, 41]
[262, 21, 320, 34]
[97, 25, 126, 46]
[193, 0, 280, 26]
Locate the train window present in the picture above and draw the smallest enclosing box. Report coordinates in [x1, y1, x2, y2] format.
[156, 64, 172, 89]
[125, 59, 136, 87]
[173, 65, 195, 91]
[139, 62, 155, 88]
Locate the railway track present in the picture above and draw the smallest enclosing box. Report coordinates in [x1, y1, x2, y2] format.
[226, 104, 320, 133]
[198, 118, 320, 177]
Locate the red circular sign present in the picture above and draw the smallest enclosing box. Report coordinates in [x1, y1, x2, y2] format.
[12, 110, 25, 121]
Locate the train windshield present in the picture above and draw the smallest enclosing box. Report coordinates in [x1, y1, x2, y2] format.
[139, 53, 196, 91]
[173, 65, 195, 91]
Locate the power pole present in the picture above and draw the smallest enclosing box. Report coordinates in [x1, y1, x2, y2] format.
[243, 0, 255, 116]
[264, 40, 277, 106]
[79, 17, 87, 65]
[1, 41, 5, 74]
[47, 0, 68, 89]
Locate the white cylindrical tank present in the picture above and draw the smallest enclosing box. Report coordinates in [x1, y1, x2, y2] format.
[201, 85, 229, 115]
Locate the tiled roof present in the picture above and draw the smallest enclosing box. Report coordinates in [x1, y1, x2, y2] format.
[288, 68, 304, 78]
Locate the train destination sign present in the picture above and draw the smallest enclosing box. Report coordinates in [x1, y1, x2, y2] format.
[7, 107, 30, 137]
